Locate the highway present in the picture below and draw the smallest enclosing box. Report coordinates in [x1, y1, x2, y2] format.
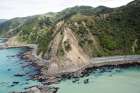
[90, 55, 140, 64]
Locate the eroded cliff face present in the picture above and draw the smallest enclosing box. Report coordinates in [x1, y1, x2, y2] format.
[45, 21, 89, 75]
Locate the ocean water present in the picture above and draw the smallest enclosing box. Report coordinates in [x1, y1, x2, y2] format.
[0, 47, 41, 93]
[52, 66, 140, 93]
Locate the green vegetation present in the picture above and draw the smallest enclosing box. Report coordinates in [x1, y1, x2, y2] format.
[58, 47, 65, 56]
[37, 29, 53, 57]
[64, 40, 71, 52]
[0, 0, 140, 57]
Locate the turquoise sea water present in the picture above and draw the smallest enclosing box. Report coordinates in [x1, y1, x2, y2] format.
[52, 67, 140, 93]
[0, 40, 40, 93]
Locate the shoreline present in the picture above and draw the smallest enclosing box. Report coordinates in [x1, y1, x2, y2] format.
[21, 46, 140, 93]
[1, 40, 140, 93]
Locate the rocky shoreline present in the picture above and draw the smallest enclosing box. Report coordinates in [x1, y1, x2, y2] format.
[21, 49, 140, 93]
[1, 39, 140, 93]
[20, 47, 61, 93]
[5, 45, 58, 93]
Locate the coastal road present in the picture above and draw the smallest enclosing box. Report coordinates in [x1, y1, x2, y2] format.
[63, 55, 140, 74]
[90, 55, 140, 64]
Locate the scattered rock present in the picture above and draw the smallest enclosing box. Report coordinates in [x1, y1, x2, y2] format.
[84, 79, 89, 84]
[8, 69, 11, 71]
[72, 78, 79, 83]
[10, 84, 15, 87]
[13, 81, 19, 85]
[14, 73, 25, 77]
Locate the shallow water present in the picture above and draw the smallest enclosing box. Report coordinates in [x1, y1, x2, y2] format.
[52, 66, 140, 93]
[0, 47, 40, 93]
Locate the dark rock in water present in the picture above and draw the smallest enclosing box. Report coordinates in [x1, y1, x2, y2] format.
[61, 74, 72, 79]
[10, 55, 16, 57]
[7, 69, 11, 71]
[10, 84, 15, 87]
[53, 87, 59, 93]
[48, 87, 59, 93]
[84, 73, 90, 77]
[13, 81, 19, 85]
[72, 78, 79, 83]
[25, 82, 29, 84]
[38, 78, 46, 82]
[100, 68, 106, 73]
[84, 79, 89, 84]
[14, 73, 25, 77]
